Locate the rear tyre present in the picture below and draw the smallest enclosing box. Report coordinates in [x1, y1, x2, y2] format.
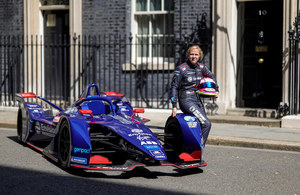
[58, 120, 72, 168]
[17, 108, 30, 143]
[164, 116, 184, 162]
[17, 109, 23, 142]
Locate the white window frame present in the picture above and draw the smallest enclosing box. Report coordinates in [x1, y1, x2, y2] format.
[131, 0, 175, 68]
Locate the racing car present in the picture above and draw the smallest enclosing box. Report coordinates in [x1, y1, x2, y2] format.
[16, 83, 207, 171]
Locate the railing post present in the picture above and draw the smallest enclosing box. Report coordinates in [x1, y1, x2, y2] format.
[72, 33, 77, 105]
[129, 33, 133, 101]
[78, 35, 81, 98]
[295, 1, 300, 115]
[288, 26, 295, 115]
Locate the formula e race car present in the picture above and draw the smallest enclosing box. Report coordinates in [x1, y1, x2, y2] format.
[16, 83, 207, 171]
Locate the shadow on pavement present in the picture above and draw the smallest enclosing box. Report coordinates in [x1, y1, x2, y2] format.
[8, 136, 204, 180]
[0, 165, 207, 195]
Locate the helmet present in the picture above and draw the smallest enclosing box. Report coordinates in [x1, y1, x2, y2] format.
[197, 77, 217, 96]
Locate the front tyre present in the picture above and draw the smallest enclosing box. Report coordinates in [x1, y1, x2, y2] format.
[58, 120, 72, 168]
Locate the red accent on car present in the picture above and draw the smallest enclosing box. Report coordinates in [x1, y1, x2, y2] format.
[26, 142, 43, 152]
[161, 161, 207, 169]
[179, 150, 201, 161]
[102, 91, 124, 97]
[78, 109, 94, 119]
[18, 92, 36, 98]
[133, 108, 145, 113]
[71, 163, 146, 171]
[131, 108, 146, 124]
[89, 155, 112, 164]
[53, 115, 60, 122]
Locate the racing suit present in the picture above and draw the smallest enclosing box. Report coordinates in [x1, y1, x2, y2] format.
[170, 61, 219, 146]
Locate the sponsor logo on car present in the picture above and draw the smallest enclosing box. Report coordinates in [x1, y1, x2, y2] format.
[184, 116, 195, 122]
[144, 145, 160, 150]
[141, 141, 158, 145]
[137, 135, 151, 141]
[120, 108, 129, 112]
[129, 131, 158, 146]
[71, 157, 87, 164]
[99, 166, 130, 170]
[131, 129, 143, 133]
[128, 132, 152, 137]
[28, 104, 38, 108]
[74, 147, 91, 154]
[187, 122, 197, 128]
[149, 149, 165, 158]
[179, 163, 201, 168]
[35, 122, 56, 137]
[35, 121, 41, 134]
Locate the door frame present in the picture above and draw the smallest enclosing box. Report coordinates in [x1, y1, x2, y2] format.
[23, 0, 82, 99]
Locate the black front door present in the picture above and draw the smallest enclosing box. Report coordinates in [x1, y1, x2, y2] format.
[238, 0, 283, 109]
[43, 10, 70, 102]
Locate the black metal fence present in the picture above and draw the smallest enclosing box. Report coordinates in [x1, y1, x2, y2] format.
[0, 13, 214, 110]
[0, 35, 24, 106]
[0, 33, 183, 109]
[286, 7, 300, 116]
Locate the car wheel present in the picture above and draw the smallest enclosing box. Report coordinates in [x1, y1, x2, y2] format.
[58, 120, 72, 168]
[17, 109, 23, 141]
[164, 116, 184, 162]
[17, 108, 30, 143]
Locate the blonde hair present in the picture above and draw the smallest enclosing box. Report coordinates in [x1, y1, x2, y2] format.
[186, 45, 203, 61]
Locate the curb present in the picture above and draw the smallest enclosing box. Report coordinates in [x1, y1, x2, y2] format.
[0, 122, 16, 129]
[145, 126, 300, 152]
[209, 118, 281, 128]
[207, 136, 300, 152]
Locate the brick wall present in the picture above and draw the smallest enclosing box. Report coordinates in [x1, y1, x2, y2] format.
[80, 0, 212, 106]
[175, 0, 211, 35]
[0, 0, 212, 108]
[0, 0, 23, 34]
[174, 0, 212, 67]
[82, 0, 131, 35]
[81, 0, 211, 65]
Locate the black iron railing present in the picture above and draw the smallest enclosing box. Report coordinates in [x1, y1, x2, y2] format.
[0, 14, 212, 110]
[0, 35, 24, 106]
[0, 34, 178, 109]
[286, 5, 300, 116]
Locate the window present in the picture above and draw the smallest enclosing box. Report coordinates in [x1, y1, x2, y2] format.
[133, 0, 174, 60]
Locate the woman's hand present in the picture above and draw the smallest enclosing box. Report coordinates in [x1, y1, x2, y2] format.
[172, 107, 177, 117]
[215, 91, 219, 98]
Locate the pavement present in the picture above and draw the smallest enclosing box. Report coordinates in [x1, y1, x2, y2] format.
[1, 107, 300, 152]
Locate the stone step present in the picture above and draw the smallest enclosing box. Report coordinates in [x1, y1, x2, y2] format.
[226, 108, 277, 119]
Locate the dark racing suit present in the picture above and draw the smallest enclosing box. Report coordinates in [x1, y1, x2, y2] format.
[170, 61, 219, 146]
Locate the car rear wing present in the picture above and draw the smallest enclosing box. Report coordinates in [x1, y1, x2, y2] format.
[16, 92, 64, 112]
[17, 92, 37, 98]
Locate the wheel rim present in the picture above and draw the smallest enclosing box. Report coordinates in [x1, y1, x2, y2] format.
[59, 126, 70, 162]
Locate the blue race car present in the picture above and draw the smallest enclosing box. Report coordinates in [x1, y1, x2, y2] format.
[16, 83, 206, 171]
